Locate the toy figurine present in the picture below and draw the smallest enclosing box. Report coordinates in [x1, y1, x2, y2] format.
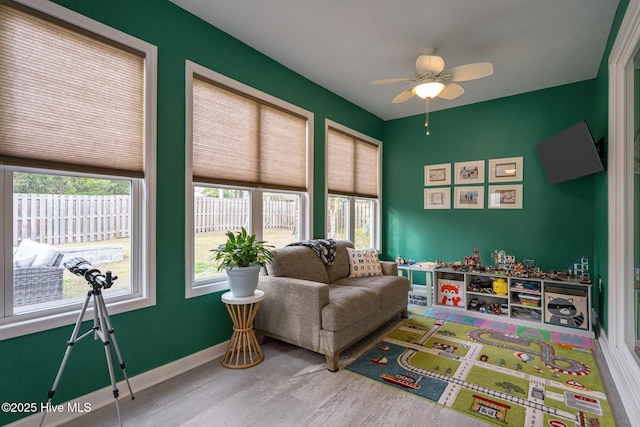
[471, 248, 482, 268]
[569, 256, 590, 283]
[492, 278, 508, 295]
[492, 249, 506, 269]
[505, 255, 516, 272]
[464, 248, 483, 270]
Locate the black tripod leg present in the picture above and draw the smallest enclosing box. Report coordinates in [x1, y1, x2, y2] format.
[95, 294, 125, 427]
[96, 293, 135, 399]
[39, 291, 93, 427]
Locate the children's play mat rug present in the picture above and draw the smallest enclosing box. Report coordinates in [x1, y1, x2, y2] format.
[345, 309, 615, 427]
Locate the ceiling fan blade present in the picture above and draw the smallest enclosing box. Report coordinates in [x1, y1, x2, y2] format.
[437, 82, 465, 100]
[392, 89, 415, 104]
[442, 62, 493, 82]
[371, 78, 414, 85]
[415, 54, 445, 75]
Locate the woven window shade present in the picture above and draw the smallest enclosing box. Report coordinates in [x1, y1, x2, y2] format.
[0, 3, 145, 177]
[327, 130, 355, 195]
[327, 128, 379, 198]
[192, 76, 307, 191]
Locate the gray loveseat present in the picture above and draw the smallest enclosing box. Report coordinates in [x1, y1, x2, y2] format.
[255, 240, 410, 371]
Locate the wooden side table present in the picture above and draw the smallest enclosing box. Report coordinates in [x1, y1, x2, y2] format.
[220, 290, 265, 369]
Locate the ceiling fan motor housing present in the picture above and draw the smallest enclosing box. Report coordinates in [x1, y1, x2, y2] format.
[415, 55, 445, 76]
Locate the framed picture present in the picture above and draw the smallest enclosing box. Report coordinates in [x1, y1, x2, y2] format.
[424, 188, 451, 209]
[454, 160, 485, 184]
[424, 163, 451, 186]
[454, 186, 485, 209]
[489, 156, 523, 182]
[488, 184, 523, 209]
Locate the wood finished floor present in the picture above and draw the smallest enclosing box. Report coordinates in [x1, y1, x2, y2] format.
[60, 316, 631, 427]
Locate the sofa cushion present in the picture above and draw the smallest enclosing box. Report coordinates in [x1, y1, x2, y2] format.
[265, 245, 329, 283]
[321, 284, 378, 331]
[346, 247, 382, 278]
[325, 240, 353, 283]
[14, 239, 62, 267]
[333, 275, 409, 311]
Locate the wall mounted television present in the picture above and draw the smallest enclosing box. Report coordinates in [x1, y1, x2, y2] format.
[536, 120, 605, 185]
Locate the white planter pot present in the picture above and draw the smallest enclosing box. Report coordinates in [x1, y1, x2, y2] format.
[225, 265, 261, 297]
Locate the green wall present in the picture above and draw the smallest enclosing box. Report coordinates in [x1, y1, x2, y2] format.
[0, 1, 383, 424]
[383, 80, 598, 274]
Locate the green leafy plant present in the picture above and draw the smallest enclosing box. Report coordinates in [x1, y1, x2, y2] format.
[211, 227, 274, 271]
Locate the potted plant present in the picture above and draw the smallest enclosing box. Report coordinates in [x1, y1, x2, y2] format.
[211, 227, 274, 297]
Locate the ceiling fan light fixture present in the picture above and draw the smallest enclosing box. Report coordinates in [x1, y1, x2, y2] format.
[412, 82, 445, 99]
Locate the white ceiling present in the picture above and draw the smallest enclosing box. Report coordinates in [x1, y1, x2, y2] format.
[170, 0, 619, 121]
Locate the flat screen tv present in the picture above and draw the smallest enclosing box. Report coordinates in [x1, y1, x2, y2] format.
[536, 121, 604, 185]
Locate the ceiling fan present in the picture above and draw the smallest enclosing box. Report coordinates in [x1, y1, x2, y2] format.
[372, 47, 494, 135]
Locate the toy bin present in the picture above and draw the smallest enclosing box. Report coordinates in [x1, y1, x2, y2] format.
[544, 287, 588, 330]
[408, 286, 430, 307]
[436, 279, 465, 308]
[518, 293, 541, 307]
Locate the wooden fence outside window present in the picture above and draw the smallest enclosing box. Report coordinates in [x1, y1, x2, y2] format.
[13, 194, 304, 245]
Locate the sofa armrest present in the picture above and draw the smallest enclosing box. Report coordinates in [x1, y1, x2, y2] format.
[380, 260, 398, 276]
[255, 276, 329, 349]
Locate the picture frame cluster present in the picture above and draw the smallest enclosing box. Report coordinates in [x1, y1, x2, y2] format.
[424, 157, 523, 210]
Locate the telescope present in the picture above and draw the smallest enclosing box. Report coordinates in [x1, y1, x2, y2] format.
[41, 257, 131, 427]
[64, 257, 117, 289]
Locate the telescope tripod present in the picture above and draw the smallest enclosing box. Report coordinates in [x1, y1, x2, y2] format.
[40, 283, 134, 427]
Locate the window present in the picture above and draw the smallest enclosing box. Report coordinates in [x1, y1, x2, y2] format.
[326, 121, 381, 249]
[193, 186, 249, 283]
[0, 1, 157, 339]
[186, 62, 312, 297]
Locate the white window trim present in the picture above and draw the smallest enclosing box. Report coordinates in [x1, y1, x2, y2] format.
[0, 0, 157, 341]
[325, 119, 382, 250]
[185, 60, 313, 298]
[605, 0, 640, 421]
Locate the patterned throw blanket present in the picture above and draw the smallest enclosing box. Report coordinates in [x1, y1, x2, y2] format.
[287, 239, 337, 266]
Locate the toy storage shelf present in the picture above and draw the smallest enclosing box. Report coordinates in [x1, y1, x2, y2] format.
[465, 272, 509, 317]
[509, 278, 543, 323]
[431, 268, 592, 336]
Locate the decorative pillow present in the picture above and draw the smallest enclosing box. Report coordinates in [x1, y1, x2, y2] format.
[14, 239, 61, 267]
[346, 247, 383, 278]
[13, 255, 36, 268]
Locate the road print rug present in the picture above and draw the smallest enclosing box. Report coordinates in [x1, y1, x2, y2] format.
[345, 314, 615, 427]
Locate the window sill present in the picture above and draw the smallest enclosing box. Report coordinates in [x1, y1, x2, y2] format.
[0, 294, 155, 341]
[186, 280, 229, 299]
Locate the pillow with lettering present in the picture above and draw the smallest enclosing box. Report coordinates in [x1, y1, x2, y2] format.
[346, 247, 382, 278]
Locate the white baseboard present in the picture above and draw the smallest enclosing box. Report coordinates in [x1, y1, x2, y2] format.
[7, 341, 228, 427]
[597, 326, 640, 423]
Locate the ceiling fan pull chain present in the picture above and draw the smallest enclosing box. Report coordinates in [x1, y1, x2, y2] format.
[425, 97, 431, 135]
